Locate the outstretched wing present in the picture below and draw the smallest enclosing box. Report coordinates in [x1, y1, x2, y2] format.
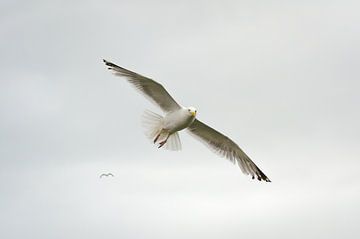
[188, 119, 270, 182]
[103, 59, 181, 112]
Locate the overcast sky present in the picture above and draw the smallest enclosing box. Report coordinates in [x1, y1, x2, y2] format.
[1, 0, 359, 238]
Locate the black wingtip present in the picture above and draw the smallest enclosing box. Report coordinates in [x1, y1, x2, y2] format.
[103, 59, 110, 65]
[263, 175, 271, 182]
[251, 172, 271, 182]
[254, 164, 271, 182]
[261, 176, 271, 182]
[103, 59, 120, 68]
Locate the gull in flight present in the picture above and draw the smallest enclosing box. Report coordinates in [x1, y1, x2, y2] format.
[100, 173, 114, 178]
[103, 59, 270, 182]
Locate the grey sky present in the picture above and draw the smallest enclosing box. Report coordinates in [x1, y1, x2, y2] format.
[1, 0, 359, 238]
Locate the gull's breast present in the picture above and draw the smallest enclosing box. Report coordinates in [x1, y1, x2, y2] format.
[163, 109, 195, 133]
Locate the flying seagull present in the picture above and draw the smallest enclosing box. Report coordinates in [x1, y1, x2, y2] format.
[100, 173, 114, 178]
[103, 59, 270, 182]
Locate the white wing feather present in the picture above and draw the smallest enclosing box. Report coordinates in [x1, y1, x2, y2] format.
[188, 119, 270, 182]
[103, 59, 181, 112]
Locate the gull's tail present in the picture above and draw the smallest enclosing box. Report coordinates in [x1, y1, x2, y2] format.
[141, 110, 182, 151]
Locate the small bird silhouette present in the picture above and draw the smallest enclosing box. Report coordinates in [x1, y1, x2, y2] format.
[99, 173, 114, 178]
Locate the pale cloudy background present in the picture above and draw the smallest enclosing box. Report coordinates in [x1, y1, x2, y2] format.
[0, 0, 359, 238]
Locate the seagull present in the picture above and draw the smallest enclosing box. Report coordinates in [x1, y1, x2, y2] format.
[100, 173, 114, 178]
[103, 59, 270, 182]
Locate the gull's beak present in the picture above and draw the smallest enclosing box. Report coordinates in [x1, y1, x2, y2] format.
[191, 111, 196, 117]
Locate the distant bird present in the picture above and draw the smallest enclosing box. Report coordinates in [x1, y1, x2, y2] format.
[100, 173, 114, 178]
[103, 59, 270, 182]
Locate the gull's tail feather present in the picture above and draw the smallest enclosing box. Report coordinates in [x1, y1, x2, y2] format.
[142, 110, 164, 141]
[141, 110, 181, 151]
[165, 132, 182, 151]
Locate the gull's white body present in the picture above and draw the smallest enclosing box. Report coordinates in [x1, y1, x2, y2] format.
[103, 59, 271, 182]
[163, 108, 196, 133]
[141, 107, 196, 151]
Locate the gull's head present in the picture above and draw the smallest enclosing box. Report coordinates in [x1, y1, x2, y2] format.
[186, 106, 197, 117]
